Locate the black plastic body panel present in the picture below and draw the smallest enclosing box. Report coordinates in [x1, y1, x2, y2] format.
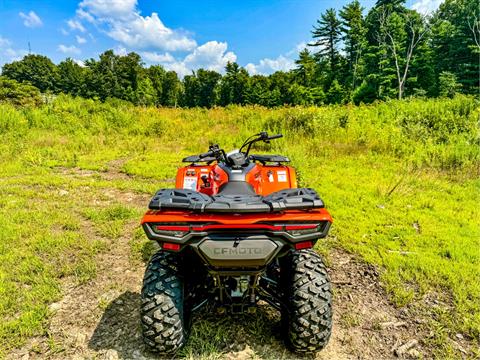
[148, 189, 211, 211]
[218, 163, 255, 181]
[263, 188, 324, 210]
[182, 155, 216, 163]
[249, 154, 290, 163]
[148, 188, 325, 213]
[217, 182, 256, 195]
[142, 222, 331, 246]
[205, 194, 271, 212]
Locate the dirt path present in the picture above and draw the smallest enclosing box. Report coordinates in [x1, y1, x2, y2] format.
[8, 168, 430, 360]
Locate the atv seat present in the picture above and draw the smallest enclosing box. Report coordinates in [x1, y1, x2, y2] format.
[149, 187, 324, 213]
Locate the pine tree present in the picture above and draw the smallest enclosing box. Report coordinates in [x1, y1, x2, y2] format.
[219, 62, 249, 106]
[146, 65, 167, 106]
[340, 1, 367, 90]
[135, 77, 156, 106]
[246, 75, 272, 106]
[196, 69, 222, 108]
[438, 71, 462, 97]
[182, 73, 199, 107]
[294, 49, 317, 87]
[326, 79, 345, 104]
[162, 71, 181, 107]
[310, 9, 342, 74]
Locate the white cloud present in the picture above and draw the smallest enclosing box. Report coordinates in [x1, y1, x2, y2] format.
[183, 41, 236, 72]
[164, 62, 189, 77]
[113, 46, 127, 56]
[293, 42, 308, 54]
[140, 51, 175, 63]
[19, 11, 43, 28]
[58, 44, 81, 55]
[4, 48, 22, 58]
[107, 12, 196, 51]
[0, 36, 11, 48]
[1, 48, 28, 63]
[246, 55, 295, 75]
[160, 41, 237, 77]
[76, 8, 95, 23]
[80, 0, 137, 19]
[0, 36, 28, 64]
[69, 0, 235, 75]
[67, 19, 86, 32]
[411, 0, 443, 14]
[76, 35, 87, 44]
[75, 0, 196, 52]
[245, 41, 306, 75]
[68, 0, 304, 78]
[73, 59, 86, 67]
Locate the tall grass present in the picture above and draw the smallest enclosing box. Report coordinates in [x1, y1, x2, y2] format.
[1, 95, 477, 173]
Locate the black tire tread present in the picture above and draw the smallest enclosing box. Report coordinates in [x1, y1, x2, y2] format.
[283, 249, 332, 353]
[141, 251, 186, 354]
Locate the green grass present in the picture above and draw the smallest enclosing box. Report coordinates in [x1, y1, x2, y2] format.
[0, 94, 478, 357]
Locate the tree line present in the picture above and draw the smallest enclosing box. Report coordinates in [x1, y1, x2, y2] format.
[1, 0, 478, 107]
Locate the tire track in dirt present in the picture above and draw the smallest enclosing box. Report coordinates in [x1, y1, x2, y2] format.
[7, 168, 430, 360]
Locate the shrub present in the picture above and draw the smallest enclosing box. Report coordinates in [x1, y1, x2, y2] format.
[352, 79, 377, 105]
[0, 77, 42, 107]
[438, 71, 462, 98]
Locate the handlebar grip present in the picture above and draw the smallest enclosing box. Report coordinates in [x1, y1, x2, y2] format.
[268, 134, 283, 140]
[199, 151, 214, 159]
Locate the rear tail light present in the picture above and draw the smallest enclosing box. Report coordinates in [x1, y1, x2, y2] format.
[150, 222, 324, 238]
[284, 224, 320, 236]
[154, 225, 190, 238]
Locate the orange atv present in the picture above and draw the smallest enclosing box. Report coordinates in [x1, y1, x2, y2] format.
[140, 132, 333, 354]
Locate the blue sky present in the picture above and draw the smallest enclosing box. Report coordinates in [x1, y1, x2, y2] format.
[0, 0, 442, 76]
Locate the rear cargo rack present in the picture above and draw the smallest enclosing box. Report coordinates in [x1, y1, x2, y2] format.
[148, 188, 324, 213]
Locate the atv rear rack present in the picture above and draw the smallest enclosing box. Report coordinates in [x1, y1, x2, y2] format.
[148, 187, 324, 213]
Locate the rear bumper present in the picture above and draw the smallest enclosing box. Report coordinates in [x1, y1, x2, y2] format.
[141, 208, 332, 271]
[142, 222, 331, 273]
[142, 207, 332, 225]
[142, 221, 331, 245]
[141, 207, 332, 244]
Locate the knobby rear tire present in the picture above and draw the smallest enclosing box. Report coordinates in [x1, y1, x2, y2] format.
[140, 251, 187, 354]
[281, 249, 333, 353]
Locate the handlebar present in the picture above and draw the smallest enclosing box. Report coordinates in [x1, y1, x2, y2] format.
[240, 132, 283, 156]
[199, 150, 215, 159]
[199, 144, 227, 162]
[267, 134, 283, 140]
[194, 133, 283, 164]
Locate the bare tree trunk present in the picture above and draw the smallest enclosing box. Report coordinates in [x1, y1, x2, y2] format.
[376, 9, 390, 98]
[352, 45, 363, 90]
[379, 9, 430, 100]
[467, 16, 480, 49]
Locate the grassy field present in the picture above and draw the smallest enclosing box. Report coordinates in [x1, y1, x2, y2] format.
[0, 95, 478, 358]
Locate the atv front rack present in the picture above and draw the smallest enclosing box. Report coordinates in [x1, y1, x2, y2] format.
[148, 188, 324, 213]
